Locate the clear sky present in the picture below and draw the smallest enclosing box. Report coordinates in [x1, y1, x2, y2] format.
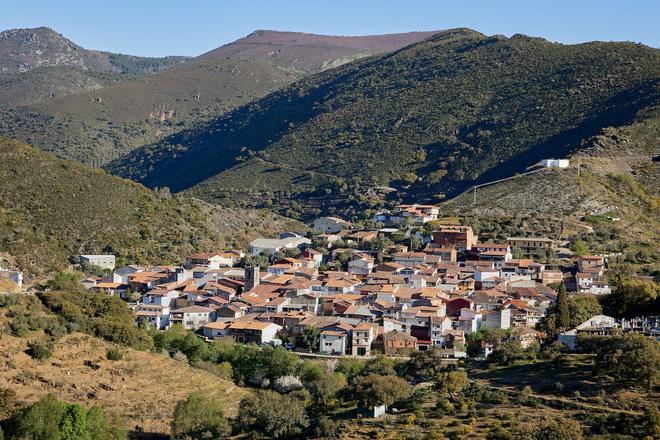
[1, 0, 658, 57]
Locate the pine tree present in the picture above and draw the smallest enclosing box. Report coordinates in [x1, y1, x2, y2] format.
[557, 283, 571, 330]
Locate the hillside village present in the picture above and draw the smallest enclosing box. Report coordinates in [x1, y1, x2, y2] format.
[14, 200, 647, 362]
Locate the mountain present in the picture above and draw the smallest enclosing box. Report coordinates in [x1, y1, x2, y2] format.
[443, 109, 659, 273]
[0, 28, 440, 166]
[107, 28, 660, 219]
[0, 137, 303, 277]
[0, 27, 188, 75]
[201, 29, 441, 73]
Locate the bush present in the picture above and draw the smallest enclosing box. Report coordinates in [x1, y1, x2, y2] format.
[105, 347, 123, 361]
[27, 339, 53, 361]
[171, 393, 231, 440]
[273, 375, 304, 393]
[237, 390, 309, 439]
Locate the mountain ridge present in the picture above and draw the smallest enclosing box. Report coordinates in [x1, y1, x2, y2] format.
[107, 29, 660, 219]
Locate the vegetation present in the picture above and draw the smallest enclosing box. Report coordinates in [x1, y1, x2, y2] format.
[0, 137, 303, 276]
[1, 394, 124, 440]
[108, 29, 659, 222]
[171, 393, 231, 440]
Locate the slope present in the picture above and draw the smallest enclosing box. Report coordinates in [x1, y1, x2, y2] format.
[0, 27, 188, 75]
[443, 108, 660, 273]
[0, 137, 303, 278]
[108, 29, 660, 220]
[202, 29, 441, 73]
[0, 29, 440, 166]
[0, 330, 247, 433]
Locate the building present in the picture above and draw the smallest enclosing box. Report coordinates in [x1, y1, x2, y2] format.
[229, 320, 282, 345]
[313, 216, 351, 234]
[382, 330, 417, 356]
[80, 254, 116, 270]
[558, 315, 617, 350]
[0, 268, 23, 289]
[432, 226, 477, 251]
[352, 322, 377, 356]
[506, 237, 554, 257]
[185, 252, 237, 269]
[169, 306, 215, 330]
[249, 233, 311, 257]
[540, 159, 570, 168]
[202, 321, 232, 339]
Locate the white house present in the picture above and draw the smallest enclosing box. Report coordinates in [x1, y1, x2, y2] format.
[249, 233, 311, 257]
[540, 159, 570, 168]
[319, 328, 350, 354]
[169, 306, 215, 330]
[558, 315, 617, 350]
[80, 254, 116, 270]
[313, 216, 351, 234]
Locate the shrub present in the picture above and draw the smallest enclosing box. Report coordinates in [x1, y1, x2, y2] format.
[105, 347, 123, 361]
[171, 393, 231, 440]
[273, 375, 304, 393]
[27, 339, 53, 361]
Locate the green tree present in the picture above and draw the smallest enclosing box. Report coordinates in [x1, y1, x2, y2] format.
[298, 326, 321, 352]
[556, 284, 570, 331]
[435, 370, 469, 401]
[59, 404, 89, 440]
[570, 240, 588, 257]
[308, 372, 347, 407]
[238, 391, 309, 439]
[534, 417, 583, 440]
[171, 393, 231, 440]
[601, 277, 659, 318]
[351, 374, 412, 409]
[5, 393, 66, 440]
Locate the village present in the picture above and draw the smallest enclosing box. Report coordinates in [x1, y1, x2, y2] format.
[24, 201, 633, 361]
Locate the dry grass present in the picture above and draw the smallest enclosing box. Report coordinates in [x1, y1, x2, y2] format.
[0, 331, 248, 434]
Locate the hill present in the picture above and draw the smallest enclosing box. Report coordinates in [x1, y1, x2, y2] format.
[202, 29, 441, 73]
[0, 137, 303, 277]
[0, 28, 439, 166]
[443, 109, 659, 273]
[107, 29, 660, 220]
[0, 27, 188, 75]
[0, 329, 246, 434]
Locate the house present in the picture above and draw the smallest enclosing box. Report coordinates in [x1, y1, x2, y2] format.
[313, 216, 351, 234]
[352, 322, 378, 356]
[80, 254, 116, 270]
[577, 255, 605, 273]
[481, 308, 511, 330]
[134, 304, 166, 329]
[382, 330, 417, 356]
[432, 226, 477, 251]
[506, 237, 554, 257]
[430, 316, 453, 347]
[390, 204, 439, 225]
[229, 320, 282, 345]
[393, 252, 427, 268]
[169, 306, 215, 330]
[202, 321, 232, 339]
[0, 269, 23, 289]
[540, 158, 570, 168]
[319, 324, 352, 354]
[541, 270, 563, 286]
[185, 253, 236, 269]
[558, 315, 617, 350]
[249, 233, 311, 257]
[576, 272, 594, 293]
[348, 254, 375, 276]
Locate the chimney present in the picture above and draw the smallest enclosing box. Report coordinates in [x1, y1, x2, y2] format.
[244, 266, 260, 293]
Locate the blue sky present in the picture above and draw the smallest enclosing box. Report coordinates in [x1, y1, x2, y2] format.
[2, 0, 658, 57]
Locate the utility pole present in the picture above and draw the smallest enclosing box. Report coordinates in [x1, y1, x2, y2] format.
[577, 158, 581, 177]
[473, 187, 477, 205]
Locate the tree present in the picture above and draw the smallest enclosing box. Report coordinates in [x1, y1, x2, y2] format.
[601, 277, 659, 318]
[308, 372, 347, 406]
[171, 393, 231, 440]
[351, 374, 412, 409]
[5, 393, 66, 440]
[570, 240, 588, 257]
[435, 370, 469, 401]
[534, 417, 583, 440]
[59, 404, 89, 440]
[238, 391, 309, 439]
[556, 284, 570, 331]
[298, 326, 321, 352]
